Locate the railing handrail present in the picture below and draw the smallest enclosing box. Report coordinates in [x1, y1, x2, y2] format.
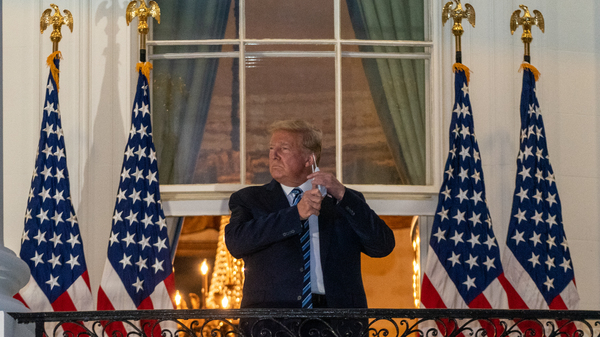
[10, 308, 600, 323]
[9, 308, 600, 337]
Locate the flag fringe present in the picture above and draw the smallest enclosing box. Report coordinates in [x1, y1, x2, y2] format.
[452, 63, 471, 84]
[46, 51, 62, 92]
[136, 62, 153, 81]
[519, 63, 541, 81]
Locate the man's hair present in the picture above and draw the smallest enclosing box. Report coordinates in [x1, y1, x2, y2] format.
[269, 120, 322, 164]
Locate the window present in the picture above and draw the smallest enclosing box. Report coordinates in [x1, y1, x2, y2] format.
[149, 0, 436, 197]
[151, 1, 436, 308]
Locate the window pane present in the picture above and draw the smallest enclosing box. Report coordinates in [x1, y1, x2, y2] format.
[153, 57, 240, 184]
[246, 0, 334, 39]
[342, 56, 426, 185]
[341, 0, 426, 41]
[153, 0, 236, 41]
[245, 57, 336, 184]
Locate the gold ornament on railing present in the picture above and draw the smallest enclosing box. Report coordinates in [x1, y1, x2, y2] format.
[206, 216, 244, 309]
[40, 4, 73, 53]
[510, 5, 544, 63]
[126, 0, 160, 61]
[442, 0, 475, 64]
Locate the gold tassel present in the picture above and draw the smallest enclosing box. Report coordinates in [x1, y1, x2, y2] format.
[519, 63, 541, 81]
[136, 62, 153, 81]
[46, 51, 62, 92]
[452, 63, 471, 84]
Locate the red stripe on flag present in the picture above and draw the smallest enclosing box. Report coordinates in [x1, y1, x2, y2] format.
[51, 288, 89, 335]
[163, 273, 176, 307]
[498, 274, 547, 336]
[421, 275, 455, 336]
[52, 290, 77, 311]
[97, 286, 128, 336]
[138, 293, 162, 337]
[498, 273, 528, 309]
[549, 295, 567, 310]
[421, 274, 447, 308]
[549, 296, 577, 337]
[97, 286, 116, 311]
[468, 292, 491, 308]
[13, 293, 30, 309]
[81, 270, 91, 290]
[468, 293, 505, 337]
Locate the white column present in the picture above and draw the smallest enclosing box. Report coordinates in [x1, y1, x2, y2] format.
[0, 246, 33, 336]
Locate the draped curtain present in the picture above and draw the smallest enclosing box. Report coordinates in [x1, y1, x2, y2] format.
[152, 1, 233, 258]
[346, 0, 426, 185]
[153, 0, 232, 184]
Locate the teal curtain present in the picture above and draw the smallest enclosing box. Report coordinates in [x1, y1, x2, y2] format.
[346, 0, 426, 185]
[152, 0, 232, 184]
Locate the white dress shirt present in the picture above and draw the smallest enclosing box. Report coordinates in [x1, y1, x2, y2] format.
[281, 181, 326, 295]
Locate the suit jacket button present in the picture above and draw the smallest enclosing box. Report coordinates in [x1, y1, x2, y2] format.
[300, 267, 304, 272]
[297, 296, 302, 301]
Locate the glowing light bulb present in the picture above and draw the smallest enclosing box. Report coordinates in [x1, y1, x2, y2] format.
[175, 290, 181, 307]
[221, 295, 229, 309]
[200, 259, 208, 275]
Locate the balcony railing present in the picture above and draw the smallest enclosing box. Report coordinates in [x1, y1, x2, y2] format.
[9, 308, 600, 337]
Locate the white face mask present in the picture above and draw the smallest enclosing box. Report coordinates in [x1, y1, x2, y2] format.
[311, 153, 327, 197]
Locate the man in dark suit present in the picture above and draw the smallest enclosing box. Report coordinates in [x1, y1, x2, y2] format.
[225, 120, 395, 334]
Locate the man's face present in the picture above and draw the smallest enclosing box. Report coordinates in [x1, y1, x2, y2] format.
[269, 130, 311, 187]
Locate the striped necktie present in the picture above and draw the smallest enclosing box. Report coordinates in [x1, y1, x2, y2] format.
[290, 188, 312, 308]
[290, 187, 303, 206]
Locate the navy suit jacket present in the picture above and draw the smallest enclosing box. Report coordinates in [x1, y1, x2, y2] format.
[225, 179, 395, 308]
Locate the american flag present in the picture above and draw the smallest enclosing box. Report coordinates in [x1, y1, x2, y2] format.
[502, 64, 579, 310]
[97, 63, 175, 336]
[15, 52, 93, 334]
[422, 64, 509, 313]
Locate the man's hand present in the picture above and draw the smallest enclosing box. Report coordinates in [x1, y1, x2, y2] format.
[296, 188, 324, 220]
[307, 171, 346, 201]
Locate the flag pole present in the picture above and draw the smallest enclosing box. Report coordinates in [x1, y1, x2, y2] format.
[40, 4, 73, 53]
[442, 0, 475, 64]
[510, 5, 545, 64]
[126, 0, 161, 62]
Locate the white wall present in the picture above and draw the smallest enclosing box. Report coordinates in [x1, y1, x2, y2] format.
[3, 0, 600, 309]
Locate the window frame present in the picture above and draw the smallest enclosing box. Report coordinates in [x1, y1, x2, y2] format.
[147, 0, 444, 217]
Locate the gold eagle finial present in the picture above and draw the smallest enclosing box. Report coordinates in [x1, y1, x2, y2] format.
[40, 4, 73, 52]
[510, 5, 544, 60]
[126, 0, 161, 35]
[442, 0, 475, 63]
[442, 0, 475, 35]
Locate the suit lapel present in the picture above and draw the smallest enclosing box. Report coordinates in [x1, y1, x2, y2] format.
[264, 179, 290, 212]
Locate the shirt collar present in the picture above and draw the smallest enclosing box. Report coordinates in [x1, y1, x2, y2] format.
[280, 180, 312, 196]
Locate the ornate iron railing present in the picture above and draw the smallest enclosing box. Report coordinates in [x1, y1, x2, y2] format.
[9, 308, 600, 337]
